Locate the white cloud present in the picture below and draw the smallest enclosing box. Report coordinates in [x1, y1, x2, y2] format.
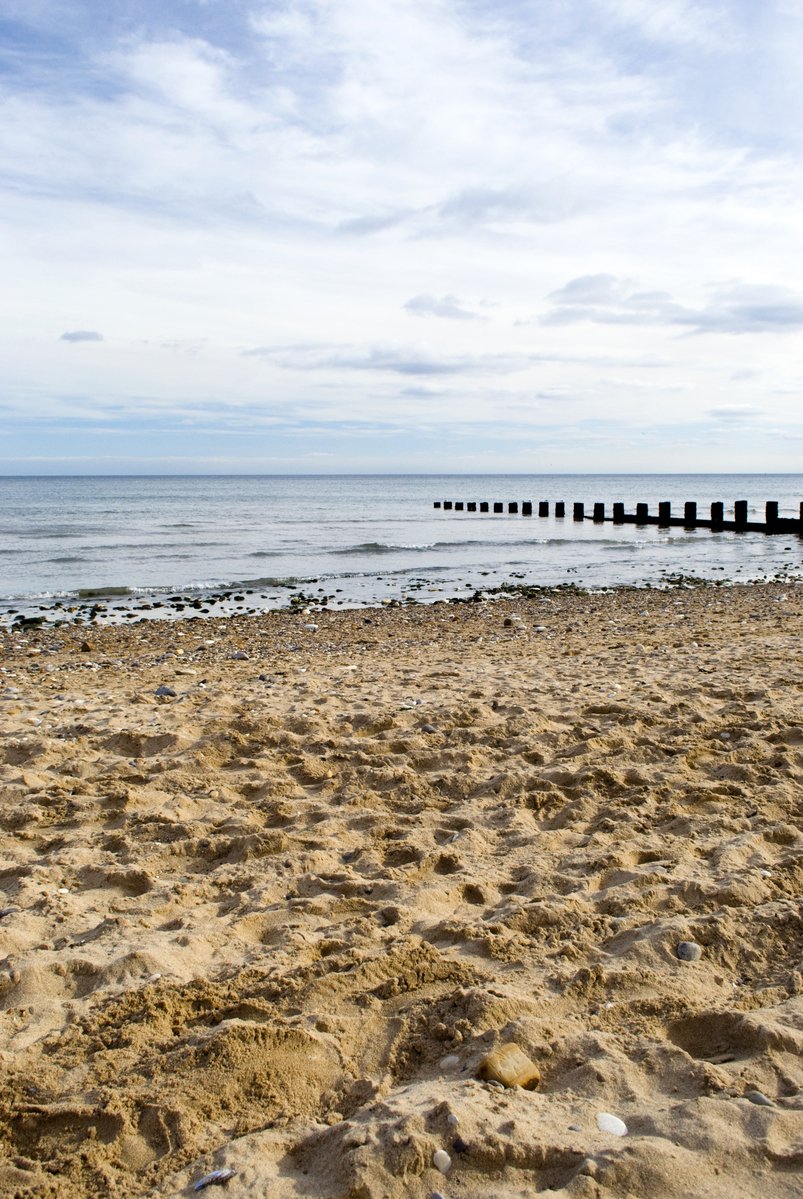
[544, 275, 803, 334]
[1, 2, 803, 469]
[245, 341, 529, 376]
[404, 294, 481, 320]
[59, 329, 104, 342]
[590, 0, 733, 49]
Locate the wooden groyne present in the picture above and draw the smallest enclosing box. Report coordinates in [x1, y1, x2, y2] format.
[433, 499, 803, 535]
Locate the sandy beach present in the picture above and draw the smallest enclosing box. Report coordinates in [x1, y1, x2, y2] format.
[0, 582, 801, 1198]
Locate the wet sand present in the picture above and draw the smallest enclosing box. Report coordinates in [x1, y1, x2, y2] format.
[0, 583, 802, 1198]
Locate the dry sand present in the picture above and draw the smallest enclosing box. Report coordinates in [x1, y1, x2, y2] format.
[0, 583, 801, 1199]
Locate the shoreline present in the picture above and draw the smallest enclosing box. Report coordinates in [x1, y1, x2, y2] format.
[3, 567, 801, 633]
[1, 582, 802, 1197]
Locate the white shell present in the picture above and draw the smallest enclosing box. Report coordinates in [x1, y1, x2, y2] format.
[433, 1149, 452, 1173]
[597, 1112, 627, 1136]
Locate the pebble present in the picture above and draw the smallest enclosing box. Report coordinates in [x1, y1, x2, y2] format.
[446, 1113, 459, 1127]
[568, 1123, 582, 1132]
[433, 1149, 452, 1174]
[303, 624, 318, 631]
[230, 650, 249, 660]
[193, 1168, 236, 1190]
[676, 941, 702, 962]
[745, 1090, 774, 1107]
[596, 1112, 627, 1136]
[440, 1054, 460, 1070]
[420, 723, 438, 733]
[479, 1042, 540, 1089]
[154, 685, 176, 697]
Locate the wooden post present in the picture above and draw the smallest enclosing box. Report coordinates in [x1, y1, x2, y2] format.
[493, 502, 503, 513]
[658, 501, 671, 527]
[555, 501, 565, 517]
[613, 502, 625, 524]
[522, 501, 532, 516]
[593, 502, 605, 522]
[480, 502, 489, 513]
[467, 501, 476, 512]
[711, 501, 724, 529]
[684, 501, 697, 528]
[455, 501, 464, 511]
[765, 501, 779, 528]
[433, 501, 441, 508]
[573, 502, 585, 521]
[636, 503, 648, 524]
[539, 501, 549, 516]
[444, 501, 453, 510]
[800, 500, 803, 530]
[734, 500, 748, 530]
[508, 502, 519, 514]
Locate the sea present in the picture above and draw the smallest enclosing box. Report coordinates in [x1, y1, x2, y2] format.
[1, 474, 801, 626]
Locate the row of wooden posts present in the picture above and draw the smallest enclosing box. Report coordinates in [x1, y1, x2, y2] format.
[433, 499, 803, 535]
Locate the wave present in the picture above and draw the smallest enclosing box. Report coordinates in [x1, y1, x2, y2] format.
[47, 555, 93, 564]
[89, 541, 227, 551]
[326, 536, 643, 555]
[328, 541, 437, 555]
[1, 526, 106, 539]
[76, 586, 134, 598]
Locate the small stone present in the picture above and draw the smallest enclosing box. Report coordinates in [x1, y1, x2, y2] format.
[230, 650, 248, 660]
[479, 1042, 540, 1089]
[568, 1123, 582, 1132]
[745, 1090, 774, 1107]
[446, 1113, 459, 1126]
[155, 685, 176, 697]
[80, 640, 93, 652]
[193, 1168, 236, 1191]
[303, 623, 318, 631]
[421, 723, 438, 733]
[676, 941, 702, 962]
[440, 1054, 460, 1070]
[433, 1149, 451, 1174]
[453, 1136, 469, 1154]
[431, 1193, 447, 1199]
[596, 1112, 627, 1136]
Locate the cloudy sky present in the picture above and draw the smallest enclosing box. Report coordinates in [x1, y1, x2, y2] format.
[2, 0, 803, 474]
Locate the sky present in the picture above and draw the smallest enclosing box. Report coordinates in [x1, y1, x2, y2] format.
[1, 0, 803, 474]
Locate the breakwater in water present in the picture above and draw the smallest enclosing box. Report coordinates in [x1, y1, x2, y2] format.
[435, 497, 803, 534]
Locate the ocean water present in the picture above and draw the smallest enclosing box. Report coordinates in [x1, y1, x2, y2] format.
[0, 474, 801, 624]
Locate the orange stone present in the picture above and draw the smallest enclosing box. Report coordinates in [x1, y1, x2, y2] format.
[479, 1042, 540, 1089]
